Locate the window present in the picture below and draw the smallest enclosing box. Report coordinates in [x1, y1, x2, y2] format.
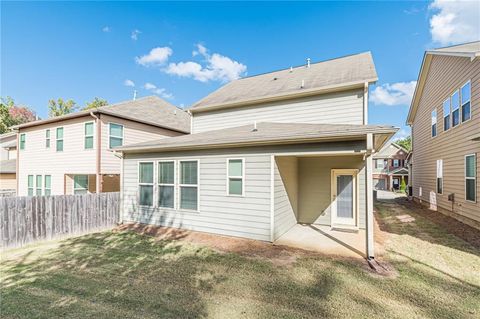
[436, 159, 443, 194]
[461, 81, 471, 122]
[84, 122, 94, 149]
[109, 123, 123, 148]
[228, 159, 244, 196]
[139, 162, 154, 206]
[465, 154, 476, 202]
[44, 175, 51, 195]
[431, 110, 437, 137]
[36, 175, 42, 195]
[73, 175, 89, 195]
[27, 175, 33, 196]
[20, 133, 26, 150]
[451, 90, 460, 127]
[376, 159, 384, 169]
[56, 127, 64, 152]
[393, 159, 400, 168]
[45, 129, 50, 148]
[158, 161, 175, 208]
[443, 98, 450, 131]
[180, 161, 198, 210]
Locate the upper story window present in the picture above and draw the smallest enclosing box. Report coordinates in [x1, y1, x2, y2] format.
[376, 159, 384, 169]
[443, 98, 450, 131]
[84, 122, 94, 149]
[56, 127, 64, 152]
[109, 123, 123, 148]
[393, 159, 400, 168]
[180, 160, 198, 210]
[431, 110, 437, 137]
[20, 133, 26, 150]
[451, 90, 460, 127]
[461, 81, 471, 122]
[465, 154, 476, 202]
[45, 129, 50, 148]
[228, 159, 244, 196]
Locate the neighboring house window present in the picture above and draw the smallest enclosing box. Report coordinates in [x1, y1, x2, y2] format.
[46, 129, 50, 148]
[451, 90, 460, 127]
[84, 122, 94, 149]
[228, 159, 244, 196]
[436, 160, 443, 194]
[376, 159, 384, 169]
[20, 133, 26, 150]
[465, 154, 476, 202]
[36, 175, 42, 195]
[180, 160, 198, 210]
[73, 175, 89, 195]
[139, 162, 154, 206]
[109, 123, 123, 148]
[443, 98, 450, 131]
[431, 110, 437, 137]
[56, 127, 64, 152]
[393, 159, 400, 168]
[45, 175, 51, 195]
[158, 161, 175, 208]
[27, 175, 33, 196]
[461, 81, 471, 122]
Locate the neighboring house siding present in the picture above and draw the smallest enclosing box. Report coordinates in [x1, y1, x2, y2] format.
[100, 114, 183, 174]
[273, 157, 298, 240]
[412, 55, 480, 224]
[0, 134, 16, 160]
[192, 89, 364, 133]
[0, 174, 16, 190]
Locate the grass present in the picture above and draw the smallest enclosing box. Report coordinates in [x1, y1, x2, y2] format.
[1, 200, 480, 319]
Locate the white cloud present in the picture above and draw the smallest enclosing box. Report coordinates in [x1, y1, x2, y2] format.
[370, 81, 417, 106]
[124, 79, 135, 87]
[102, 26, 111, 33]
[429, 0, 480, 45]
[166, 44, 246, 83]
[143, 82, 173, 100]
[131, 29, 141, 41]
[135, 47, 173, 66]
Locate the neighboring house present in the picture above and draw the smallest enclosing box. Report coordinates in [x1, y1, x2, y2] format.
[0, 132, 17, 193]
[407, 41, 480, 229]
[372, 142, 409, 191]
[116, 52, 397, 259]
[13, 96, 190, 196]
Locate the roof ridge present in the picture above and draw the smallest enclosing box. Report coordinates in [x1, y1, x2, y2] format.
[431, 40, 480, 51]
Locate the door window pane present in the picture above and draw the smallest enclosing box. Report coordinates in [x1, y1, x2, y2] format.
[337, 175, 353, 218]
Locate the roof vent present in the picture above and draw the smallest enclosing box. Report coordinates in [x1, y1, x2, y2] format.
[252, 121, 258, 132]
[306, 58, 311, 68]
[133, 90, 137, 101]
[301, 79, 305, 88]
[273, 77, 278, 81]
[289, 66, 293, 72]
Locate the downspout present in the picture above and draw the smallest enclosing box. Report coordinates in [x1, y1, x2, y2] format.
[89, 111, 102, 193]
[14, 129, 19, 195]
[112, 150, 124, 224]
[365, 133, 375, 260]
[363, 82, 369, 125]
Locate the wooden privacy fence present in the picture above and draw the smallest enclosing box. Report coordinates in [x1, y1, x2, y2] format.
[0, 192, 120, 249]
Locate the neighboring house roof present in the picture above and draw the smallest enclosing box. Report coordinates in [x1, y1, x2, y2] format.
[190, 52, 378, 113]
[0, 132, 16, 139]
[0, 159, 16, 174]
[12, 96, 191, 133]
[389, 167, 409, 175]
[373, 142, 408, 158]
[407, 41, 480, 125]
[114, 122, 397, 153]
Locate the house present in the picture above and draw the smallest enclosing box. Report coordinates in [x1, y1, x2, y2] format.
[372, 142, 409, 191]
[407, 41, 480, 229]
[0, 132, 17, 194]
[12, 96, 190, 196]
[115, 52, 397, 259]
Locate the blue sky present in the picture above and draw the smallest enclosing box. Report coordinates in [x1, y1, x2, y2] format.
[2, 1, 479, 139]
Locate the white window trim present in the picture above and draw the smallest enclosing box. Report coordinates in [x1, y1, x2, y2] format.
[56, 127, 64, 152]
[73, 175, 89, 195]
[84, 121, 95, 150]
[376, 159, 384, 169]
[109, 122, 124, 149]
[431, 110, 437, 138]
[443, 98, 450, 132]
[138, 161, 155, 207]
[461, 80, 471, 123]
[44, 175, 51, 195]
[45, 129, 51, 148]
[158, 160, 176, 209]
[226, 158, 245, 197]
[465, 154, 476, 203]
[27, 175, 34, 196]
[178, 159, 200, 212]
[436, 159, 443, 195]
[20, 133, 26, 150]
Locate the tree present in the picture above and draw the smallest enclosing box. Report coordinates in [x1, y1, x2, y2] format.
[0, 97, 36, 134]
[396, 136, 411, 152]
[48, 98, 77, 117]
[82, 97, 108, 111]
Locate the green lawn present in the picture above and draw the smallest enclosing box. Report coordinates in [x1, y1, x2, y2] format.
[1, 200, 479, 319]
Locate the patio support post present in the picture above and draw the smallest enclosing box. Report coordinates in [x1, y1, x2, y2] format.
[366, 134, 375, 259]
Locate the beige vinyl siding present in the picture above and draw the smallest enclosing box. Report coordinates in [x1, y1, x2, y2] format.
[192, 89, 364, 133]
[273, 157, 298, 239]
[17, 116, 97, 196]
[100, 115, 184, 174]
[0, 173, 17, 190]
[412, 55, 480, 224]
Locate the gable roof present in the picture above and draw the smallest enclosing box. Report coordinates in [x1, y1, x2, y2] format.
[190, 52, 378, 113]
[114, 122, 397, 153]
[12, 96, 191, 133]
[373, 142, 407, 159]
[407, 41, 480, 125]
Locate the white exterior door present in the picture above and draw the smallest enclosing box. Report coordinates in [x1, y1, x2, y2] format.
[331, 169, 358, 227]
